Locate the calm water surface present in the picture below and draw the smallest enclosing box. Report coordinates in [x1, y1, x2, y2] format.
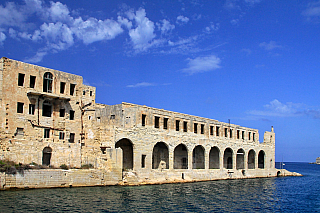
[0, 163, 319, 212]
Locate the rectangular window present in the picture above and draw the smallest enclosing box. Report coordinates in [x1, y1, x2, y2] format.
[225, 128, 228, 137]
[29, 76, 36, 88]
[44, 128, 50, 138]
[18, 73, 25, 86]
[249, 132, 251, 140]
[210, 126, 214, 135]
[154, 116, 160, 128]
[110, 115, 115, 119]
[59, 109, 65, 117]
[237, 130, 240, 139]
[201, 124, 204, 134]
[69, 133, 75, 143]
[194, 123, 198, 134]
[142, 114, 146, 126]
[83, 90, 86, 95]
[216, 126, 220, 136]
[16, 128, 24, 136]
[230, 129, 233, 138]
[90, 91, 93, 96]
[60, 82, 66, 94]
[183, 121, 188, 132]
[59, 132, 65, 140]
[141, 155, 146, 168]
[242, 131, 245, 140]
[176, 120, 180, 131]
[253, 133, 256, 141]
[70, 84, 76, 96]
[17, 102, 24, 113]
[163, 118, 168, 130]
[29, 104, 35, 115]
[70, 110, 75, 120]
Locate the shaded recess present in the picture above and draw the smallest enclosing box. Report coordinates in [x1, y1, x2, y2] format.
[115, 138, 133, 170]
[174, 144, 188, 169]
[152, 142, 169, 169]
[192, 145, 205, 169]
[209, 146, 220, 169]
[248, 149, 256, 169]
[223, 148, 233, 169]
[42, 147, 52, 166]
[258, 150, 265, 169]
[236, 149, 245, 169]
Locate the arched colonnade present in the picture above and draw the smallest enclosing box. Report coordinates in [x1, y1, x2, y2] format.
[115, 138, 266, 171]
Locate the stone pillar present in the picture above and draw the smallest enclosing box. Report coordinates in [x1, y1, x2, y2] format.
[169, 149, 174, 170]
[232, 152, 236, 170]
[188, 150, 192, 170]
[205, 148, 209, 170]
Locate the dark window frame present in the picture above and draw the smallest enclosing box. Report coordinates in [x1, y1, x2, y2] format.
[18, 73, 25, 86]
[29, 75, 36, 88]
[17, 102, 24, 113]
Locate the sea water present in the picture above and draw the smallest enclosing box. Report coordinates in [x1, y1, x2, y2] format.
[0, 162, 319, 212]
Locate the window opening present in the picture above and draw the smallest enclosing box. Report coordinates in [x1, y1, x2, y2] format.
[230, 129, 233, 138]
[163, 118, 168, 129]
[16, 128, 24, 137]
[90, 91, 93, 96]
[210, 126, 213, 135]
[225, 128, 228, 137]
[142, 114, 146, 126]
[43, 72, 53, 93]
[83, 91, 86, 95]
[201, 124, 204, 134]
[18, 73, 25, 86]
[237, 130, 240, 139]
[60, 82, 66, 94]
[42, 100, 52, 117]
[141, 155, 146, 168]
[154, 116, 160, 128]
[59, 109, 65, 117]
[70, 84, 76, 96]
[253, 133, 256, 141]
[59, 132, 65, 140]
[110, 115, 115, 119]
[69, 110, 75, 120]
[29, 104, 35, 115]
[194, 123, 198, 133]
[44, 129, 50, 138]
[183, 121, 188, 132]
[69, 133, 75, 143]
[176, 120, 180, 131]
[249, 132, 251, 140]
[242, 131, 245, 140]
[216, 126, 220, 136]
[29, 76, 36, 88]
[97, 117, 100, 122]
[17, 102, 24, 113]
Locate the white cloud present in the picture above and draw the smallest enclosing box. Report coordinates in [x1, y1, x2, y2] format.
[176, 15, 189, 24]
[182, 55, 221, 75]
[159, 19, 175, 34]
[127, 82, 156, 88]
[127, 8, 157, 51]
[25, 50, 47, 63]
[302, 1, 320, 17]
[72, 17, 123, 44]
[244, 0, 261, 5]
[0, 2, 26, 27]
[259, 41, 282, 51]
[0, 31, 6, 44]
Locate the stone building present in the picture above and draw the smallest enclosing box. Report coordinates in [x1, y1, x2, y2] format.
[0, 57, 277, 184]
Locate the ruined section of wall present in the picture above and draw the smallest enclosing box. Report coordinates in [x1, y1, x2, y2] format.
[1, 168, 122, 190]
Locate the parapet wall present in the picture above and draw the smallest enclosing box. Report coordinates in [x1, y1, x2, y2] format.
[0, 168, 122, 190]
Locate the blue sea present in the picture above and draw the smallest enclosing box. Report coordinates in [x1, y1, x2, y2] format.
[0, 162, 319, 212]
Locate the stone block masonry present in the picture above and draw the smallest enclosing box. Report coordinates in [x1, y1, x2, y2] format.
[0, 57, 300, 188]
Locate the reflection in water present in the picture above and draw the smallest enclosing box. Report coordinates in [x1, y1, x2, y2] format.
[1, 163, 320, 212]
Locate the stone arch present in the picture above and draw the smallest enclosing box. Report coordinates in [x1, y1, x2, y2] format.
[209, 146, 220, 169]
[192, 145, 205, 169]
[258, 150, 265, 169]
[223, 148, 233, 169]
[43, 72, 53, 93]
[248, 149, 256, 169]
[236, 148, 245, 169]
[115, 138, 133, 170]
[152, 142, 169, 169]
[174, 144, 188, 169]
[42, 147, 52, 166]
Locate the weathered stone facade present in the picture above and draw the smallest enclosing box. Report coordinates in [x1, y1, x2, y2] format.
[0, 57, 281, 185]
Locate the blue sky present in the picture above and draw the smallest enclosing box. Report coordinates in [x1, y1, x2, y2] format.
[1, 0, 320, 162]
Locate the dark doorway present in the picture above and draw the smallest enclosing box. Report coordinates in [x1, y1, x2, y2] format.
[115, 139, 133, 170]
[42, 147, 52, 166]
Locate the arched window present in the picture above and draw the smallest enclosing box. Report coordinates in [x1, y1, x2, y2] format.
[174, 144, 188, 169]
[209, 146, 220, 169]
[42, 100, 52, 117]
[223, 148, 233, 169]
[248, 149, 256, 169]
[258, 150, 265, 169]
[192, 145, 205, 169]
[43, 72, 53, 93]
